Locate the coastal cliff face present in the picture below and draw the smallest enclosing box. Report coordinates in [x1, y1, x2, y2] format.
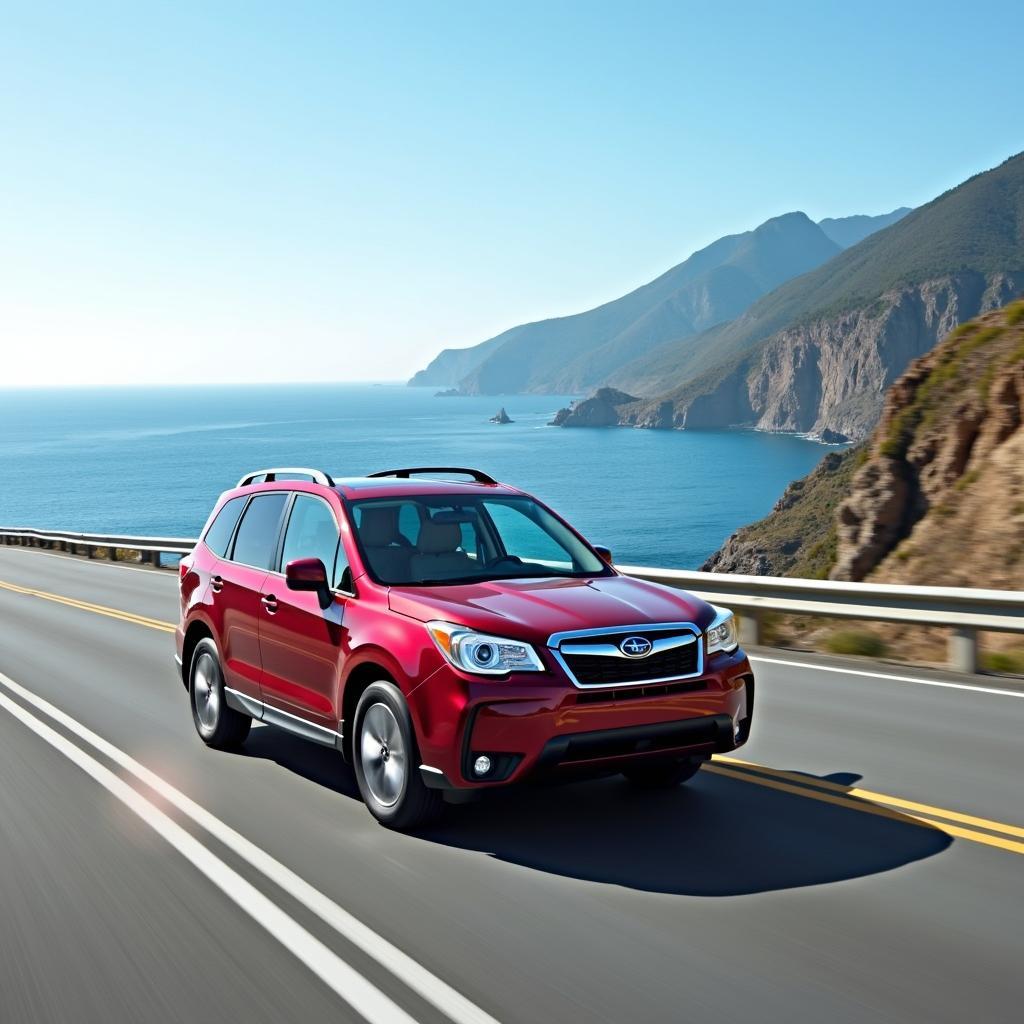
[702, 301, 1024, 592]
[620, 271, 1021, 440]
[832, 300, 1024, 586]
[553, 153, 1024, 442]
[701, 448, 861, 576]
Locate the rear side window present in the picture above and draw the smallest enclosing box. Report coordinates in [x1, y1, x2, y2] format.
[203, 496, 245, 557]
[280, 495, 340, 578]
[231, 493, 288, 569]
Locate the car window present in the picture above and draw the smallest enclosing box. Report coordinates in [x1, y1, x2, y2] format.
[203, 496, 246, 557]
[349, 493, 606, 585]
[230, 493, 288, 569]
[483, 501, 574, 570]
[279, 495, 340, 579]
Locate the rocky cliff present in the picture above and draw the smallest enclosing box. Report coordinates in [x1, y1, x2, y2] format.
[569, 152, 1024, 442]
[701, 447, 862, 576]
[622, 271, 1021, 440]
[702, 300, 1024, 592]
[832, 300, 1024, 585]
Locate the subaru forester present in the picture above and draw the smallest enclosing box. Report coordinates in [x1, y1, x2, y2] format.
[176, 467, 754, 829]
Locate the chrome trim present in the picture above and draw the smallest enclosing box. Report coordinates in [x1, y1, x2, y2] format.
[419, 764, 444, 774]
[173, 653, 183, 667]
[558, 633, 697, 659]
[237, 467, 334, 488]
[706, 605, 740, 655]
[224, 687, 341, 748]
[224, 687, 265, 720]
[547, 622, 704, 689]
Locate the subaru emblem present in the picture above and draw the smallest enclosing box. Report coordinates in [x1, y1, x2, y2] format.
[620, 635, 652, 658]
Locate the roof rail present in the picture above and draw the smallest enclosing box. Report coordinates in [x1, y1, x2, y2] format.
[237, 467, 335, 488]
[367, 466, 498, 485]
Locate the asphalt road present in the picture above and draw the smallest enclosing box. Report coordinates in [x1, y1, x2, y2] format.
[0, 543, 1021, 1023]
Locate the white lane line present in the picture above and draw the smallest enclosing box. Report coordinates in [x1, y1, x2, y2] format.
[0, 670, 500, 1024]
[750, 654, 1024, 699]
[0, 685, 419, 1024]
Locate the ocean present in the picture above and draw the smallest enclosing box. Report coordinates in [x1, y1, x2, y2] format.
[0, 384, 830, 569]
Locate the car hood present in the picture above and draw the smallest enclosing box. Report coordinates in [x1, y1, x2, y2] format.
[388, 574, 715, 640]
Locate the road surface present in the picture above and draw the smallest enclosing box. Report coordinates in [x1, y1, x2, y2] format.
[0, 544, 1021, 1023]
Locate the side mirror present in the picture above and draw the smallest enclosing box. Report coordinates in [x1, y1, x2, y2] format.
[593, 545, 613, 564]
[286, 557, 333, 609]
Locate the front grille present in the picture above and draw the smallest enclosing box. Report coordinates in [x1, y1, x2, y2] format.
[552, 622, 704, 688]
[564, 644, 699, 685]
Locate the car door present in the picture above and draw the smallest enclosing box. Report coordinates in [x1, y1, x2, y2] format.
[258, 492, 350, 729]
[214, 491, 289, 708]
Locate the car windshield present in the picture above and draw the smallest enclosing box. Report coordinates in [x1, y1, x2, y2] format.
[347, 494, 610, 585]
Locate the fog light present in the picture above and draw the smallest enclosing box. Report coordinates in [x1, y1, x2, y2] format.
[473, 755, 492, 776]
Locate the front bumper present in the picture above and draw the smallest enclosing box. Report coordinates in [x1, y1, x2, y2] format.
[410, 647, 754, 789]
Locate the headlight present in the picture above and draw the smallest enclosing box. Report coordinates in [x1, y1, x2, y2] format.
[705, 607, 739, 655]
[426, 621, 545, 675]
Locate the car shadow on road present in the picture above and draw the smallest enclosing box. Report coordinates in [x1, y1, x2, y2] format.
[238, 727, 952, 897]
[240, 724, 362, 800]
[418, 766, 953, 896]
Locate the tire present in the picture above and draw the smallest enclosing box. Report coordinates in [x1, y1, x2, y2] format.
[353, 681, 443, 831]
[189, 638, 251, 749]
[622, 756, 703, 790]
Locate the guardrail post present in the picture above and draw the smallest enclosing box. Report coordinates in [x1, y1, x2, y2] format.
[948, 627, 978, 674]
[108, 546, 118, 562]
[738, 610, 763, 647]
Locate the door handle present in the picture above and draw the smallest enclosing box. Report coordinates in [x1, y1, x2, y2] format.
[211, 575, 223, 593]
[261, 594, 278, 614]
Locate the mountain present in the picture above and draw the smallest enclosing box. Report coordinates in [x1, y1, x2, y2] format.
[703, 300, 1024, 589]
[605, 153, 1024, 440]
[407, 334, 508, 390]
[410, 211, 850, 393]
[818, 207, 911, 249]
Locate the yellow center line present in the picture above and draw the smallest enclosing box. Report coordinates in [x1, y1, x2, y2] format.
[713, 754, 1024, 840]
[2, 575, 1022, 856]
[0, 579, 176, 633]
[705, 764, 1024, 856]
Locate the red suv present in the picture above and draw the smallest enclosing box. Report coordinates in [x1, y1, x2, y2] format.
[176, 467, 754, 829]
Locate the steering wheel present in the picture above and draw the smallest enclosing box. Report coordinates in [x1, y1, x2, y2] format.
[483, 555, 524, 571]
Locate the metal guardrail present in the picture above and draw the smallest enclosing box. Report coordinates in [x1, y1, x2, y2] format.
[0, 527, 194, 565]
[2, 528, 1019, 673]
[619, 565, 1023, 674]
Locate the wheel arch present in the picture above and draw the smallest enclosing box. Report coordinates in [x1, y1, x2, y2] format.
[340, 660, 399, 762]
[181, 618, 215, 689]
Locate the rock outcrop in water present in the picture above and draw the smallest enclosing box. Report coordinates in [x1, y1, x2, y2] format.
[550, 388, 638, 427]
[489, 407, 513, 424]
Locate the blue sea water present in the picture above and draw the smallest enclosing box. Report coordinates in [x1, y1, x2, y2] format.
[0, 385, 831, 569]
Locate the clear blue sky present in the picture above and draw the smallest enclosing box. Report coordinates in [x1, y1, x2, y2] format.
[1, 0, 1021, 386]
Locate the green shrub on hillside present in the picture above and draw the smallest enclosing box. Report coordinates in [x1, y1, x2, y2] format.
[824, 629, 888, 657]
[1005, 300, 1024, 327]
[981, 649, 1024, 675]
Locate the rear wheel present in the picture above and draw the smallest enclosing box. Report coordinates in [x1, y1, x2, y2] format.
[622, 756, 703, 790]
[353, 681, 442, 831]
[189, 638, 251, 749]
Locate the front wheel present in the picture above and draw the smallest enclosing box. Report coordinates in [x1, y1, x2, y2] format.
[353, 681, 442, 831]
[622, 756, 703, 790]
[189, 638, 251, 749]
